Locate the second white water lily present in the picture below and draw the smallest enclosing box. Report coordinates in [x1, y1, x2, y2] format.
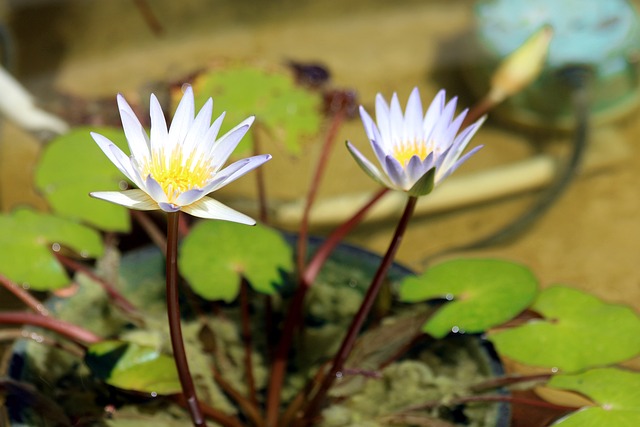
[90, 85, 271, 225]
[347, 87, 484, 197]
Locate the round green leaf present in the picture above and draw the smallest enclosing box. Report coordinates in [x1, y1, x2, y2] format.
[192, 65, 322, 155]
[0, 209, 103, 290]
[85, 340, 180, 395]
[35, 127, 132, 232]
[179, 221, 293, 302]
[398, 259, 538, 338]
[548, 368, 640, 427]
[489, 286, 640, 372]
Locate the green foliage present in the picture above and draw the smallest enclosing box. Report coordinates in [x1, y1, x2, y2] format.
[85, 340, 181, 395]
[489, 286, 640, 372]
[548, 368, 640, 426]
[35, 127, 132, 232]
[0, 209, 103, 290]
[398, 259, 538, 338]
[192, 65, 322, 155]
[179, 220, 293, 302]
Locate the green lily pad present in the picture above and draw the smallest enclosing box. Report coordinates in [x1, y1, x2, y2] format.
[85, 340, 180, 395]
[548, 368, 640, 426]
[489, 286, 640, 372]
[192, 65, 322, 155]
[398, 259, 538, 338]
[35, 126, 132, 232]
[179, 221, 293, 302]
[0, 208, 103, 291]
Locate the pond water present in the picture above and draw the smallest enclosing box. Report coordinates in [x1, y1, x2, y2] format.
[1, 0, 640, 336]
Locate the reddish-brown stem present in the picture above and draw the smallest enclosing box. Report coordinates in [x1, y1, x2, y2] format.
[302, 187, 388, 285]
[470, 373, 554, 393]
[53, 253, 140, 319]
[253, 123, 270, 224]
[295, 111, 345, 280]
[212, 367, 265, 427]
[460, 95, 493, 129]
[392, 393, 578, 415]
[265, 187, 388, 426]
[298, 196, 418, 426]
[166, 212, 207, 427]
[0, 328, 85, 358]
[131, 210, 167, 255]
[0, 274, 49, 316]
[239, 277, 258, 407]
[0, 311, 101, 345]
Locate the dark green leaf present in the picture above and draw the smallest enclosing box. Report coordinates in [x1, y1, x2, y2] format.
[179, 221, 293, 302]
[399, 258, 538, 338]
[0, 209, 103, 290]
[35, 127, 132, 232]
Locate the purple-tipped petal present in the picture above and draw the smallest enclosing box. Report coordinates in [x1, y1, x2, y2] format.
[205, 154, 271, 193]
[158, 202, 181, 212]
[144, 175, 169, 204]
[174, 188, 205, 206]
[375, 94, 392, 144]
[383, 155, 408, 189]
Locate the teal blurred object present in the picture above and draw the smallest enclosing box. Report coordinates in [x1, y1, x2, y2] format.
[466, 0, 640, 130]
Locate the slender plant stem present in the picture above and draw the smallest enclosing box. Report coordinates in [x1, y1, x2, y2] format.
[298, 195, 418, 426]
[0, 311, 101, 345]
[0, 274, 49, 316]
[239, 277, 258, 406]
[131, 0, 164, 36]
[295, 110, 345, 280]
[53, 253, 141, 320]
[211, 367, 265, 427]
[265, 187, 387, 426]
[0, 328, 85, 358]
[166, 211, 207, 427]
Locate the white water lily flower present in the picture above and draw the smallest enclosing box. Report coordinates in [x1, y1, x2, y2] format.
[347, 87, 484, 197]
[90, 85, 271, 225]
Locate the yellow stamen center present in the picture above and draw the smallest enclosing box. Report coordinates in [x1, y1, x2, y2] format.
[144, 147, 212, 203]
[392, 140, 429, 167]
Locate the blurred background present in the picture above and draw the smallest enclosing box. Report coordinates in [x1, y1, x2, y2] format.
[0, 0, 639, 316]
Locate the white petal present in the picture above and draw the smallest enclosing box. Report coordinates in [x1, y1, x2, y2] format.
[108, 145, 145, 190]
[208, 117, 255, 172]
[423, 89, 446, 139]
[144, 175, 169, 204]
[359, 106, 377, 143]
[346, 142, 392, 188]
[117, 96, 151, 164]
[174, 188, 205, 206]
[388, 93, 404, 145]
[375, 93, 391, 145]
[205, 154, 271, 193]
[91, 132, 130, 176]
[149, 94, 168, 153]
[90, 189, 158, 210]
[168, 85, 195, 145]
[182, 196, 256, 224]
[183, 97, 213, 158]
[403, 87, 423, 143]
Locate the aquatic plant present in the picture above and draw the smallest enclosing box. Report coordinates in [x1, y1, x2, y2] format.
[0, 69, 639, 427]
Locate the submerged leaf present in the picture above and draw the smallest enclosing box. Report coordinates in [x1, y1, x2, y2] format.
[192, 65, 322, 155]
[35, 127, 132, 232]
[548, 368, 640, 426]
[399, 259, 538, 338]
[0, 209, 103, 290]
[85, 340, 180, 395]
[489, 286, 640, 371]
[179, 221, 293, 302]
